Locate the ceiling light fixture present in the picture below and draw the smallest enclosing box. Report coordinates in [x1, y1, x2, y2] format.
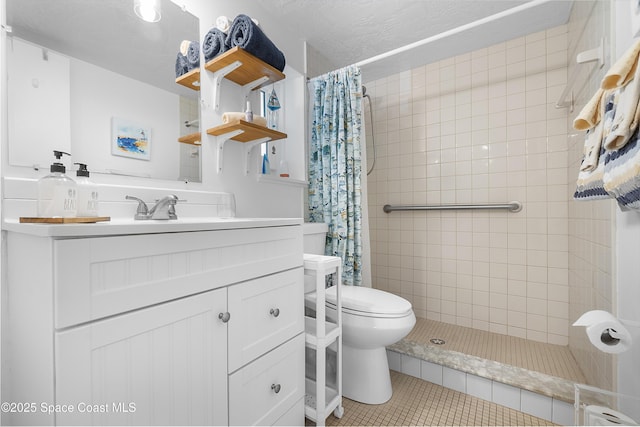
[134, 0, 161, 23]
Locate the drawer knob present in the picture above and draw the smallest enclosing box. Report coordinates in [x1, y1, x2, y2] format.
[218, 312, 231, 323]
[271, 383, 281, 394]
[269, 308, 280, 318]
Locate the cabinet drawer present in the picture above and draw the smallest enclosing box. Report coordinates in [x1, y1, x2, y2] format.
[229, 334, 304, 426]
[54, 226, 302, 328]
[228, 268, 304, 373]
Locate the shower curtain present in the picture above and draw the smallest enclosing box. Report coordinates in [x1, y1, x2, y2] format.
[308, 65, 363, 286]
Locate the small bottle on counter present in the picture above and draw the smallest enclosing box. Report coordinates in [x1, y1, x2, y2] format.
[74, 163, 99, 217]
[37, 150, 77, 218]
[279, 160, 289, 177]
[245, 100, 253, 122]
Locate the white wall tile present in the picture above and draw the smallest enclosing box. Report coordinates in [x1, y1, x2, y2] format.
[492, 382, 521, 410]
[387, 350, 402, 372]
[521, 390, 553, 420]
[401, 354, 421, 378]
[552, 398, 574, 426]
[367, 24, 569, 345]
[420, 360, 443, 385]
[442, 367, 466, 393]
[466, 374, 493, 401]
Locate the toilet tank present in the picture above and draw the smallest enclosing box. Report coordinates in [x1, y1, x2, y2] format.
[303, 222, 328, 255]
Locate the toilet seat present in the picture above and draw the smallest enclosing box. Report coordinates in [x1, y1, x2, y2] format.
[307, 286, 413, 318]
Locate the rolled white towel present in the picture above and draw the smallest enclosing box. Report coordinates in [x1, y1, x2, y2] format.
[179, 40, 191, 56]
[222, 112, 267, 127]
[216, 16, 231, 33]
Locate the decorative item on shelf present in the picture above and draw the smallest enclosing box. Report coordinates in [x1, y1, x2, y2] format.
[245, 100, 253, 122]
[279, 159, 289, 177]
[207, 119, 286, 142]
[267, 88, 281, 130]
[262, 153, 270, 175]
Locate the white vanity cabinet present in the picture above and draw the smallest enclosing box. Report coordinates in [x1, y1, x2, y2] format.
[1, 221, 304, 426]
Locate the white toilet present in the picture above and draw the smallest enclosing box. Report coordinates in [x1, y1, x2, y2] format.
[303, 223, 416, 404]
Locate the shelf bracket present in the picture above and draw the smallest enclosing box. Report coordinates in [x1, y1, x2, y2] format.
[215, 129, 244, 174]
[244, 137, 271, 175]
[213, 60, 242, 112]
[242, 76, 270, 101]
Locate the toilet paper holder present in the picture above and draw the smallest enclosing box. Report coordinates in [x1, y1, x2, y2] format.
[573, 310, 632, 354]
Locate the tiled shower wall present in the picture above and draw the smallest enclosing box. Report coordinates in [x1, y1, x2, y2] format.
[566, 1, 614, 391]
[365, 26, 570, 345]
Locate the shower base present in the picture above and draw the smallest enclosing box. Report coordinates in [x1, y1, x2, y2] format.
[387, 317, 585, 422]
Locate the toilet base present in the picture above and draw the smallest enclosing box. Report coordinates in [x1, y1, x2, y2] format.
[342, 345, 392, 405]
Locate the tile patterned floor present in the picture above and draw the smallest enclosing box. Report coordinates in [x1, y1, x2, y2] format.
[406, 318, 586, 383]
[322, 371, 555, 426]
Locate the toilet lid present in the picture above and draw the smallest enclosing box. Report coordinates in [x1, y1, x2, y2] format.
[324, 286, 412, 316]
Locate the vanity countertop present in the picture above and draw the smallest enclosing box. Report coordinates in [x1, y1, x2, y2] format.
[2, 217, 303, 238]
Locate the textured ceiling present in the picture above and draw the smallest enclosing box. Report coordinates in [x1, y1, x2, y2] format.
[255, 0, 573, 80]
[7, 0, 574, 88]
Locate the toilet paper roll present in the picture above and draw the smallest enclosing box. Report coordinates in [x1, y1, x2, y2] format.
[573, 310, 632, 354]
[585, 405, 637, 426]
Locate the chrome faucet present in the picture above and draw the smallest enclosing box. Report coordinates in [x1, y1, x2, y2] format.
[125, 195, 178, 220]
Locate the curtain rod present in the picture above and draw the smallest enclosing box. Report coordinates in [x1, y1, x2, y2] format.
[383, 202, 522, 213]
[355, 0, 552, 68]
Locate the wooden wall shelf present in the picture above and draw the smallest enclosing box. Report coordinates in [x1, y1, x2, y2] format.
[207, 120, 287, 143]
[178, 132, 201, 145]
[204, 47, 285, 90]
[175, 68, 201, 91]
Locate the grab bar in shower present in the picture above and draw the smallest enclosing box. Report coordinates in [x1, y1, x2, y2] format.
[383, 201, 522, 213]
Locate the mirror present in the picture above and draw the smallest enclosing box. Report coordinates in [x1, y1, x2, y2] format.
[6, 0, 201, 182]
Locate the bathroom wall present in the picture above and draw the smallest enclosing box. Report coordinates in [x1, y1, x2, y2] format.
[365, 25, 570, 345]
[565, 0, 615, 391]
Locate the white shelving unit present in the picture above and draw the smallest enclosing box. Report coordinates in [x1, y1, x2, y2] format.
[201, 47, 287, 175]
[303, 254, 344, 426]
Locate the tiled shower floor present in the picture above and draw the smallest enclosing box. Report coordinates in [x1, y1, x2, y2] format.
[319, 318, 584, 426]
[405, 318, 586, 383]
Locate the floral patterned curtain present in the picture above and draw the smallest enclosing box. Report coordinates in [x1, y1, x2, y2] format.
[308, 65, 363, 286]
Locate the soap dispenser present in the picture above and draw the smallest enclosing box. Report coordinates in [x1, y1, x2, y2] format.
[74, 163, 99, 217]
[37, 150, 77, 218]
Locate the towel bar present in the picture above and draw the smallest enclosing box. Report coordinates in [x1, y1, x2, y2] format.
[383, 201, 522, 213]
[555, 38, 604, 112]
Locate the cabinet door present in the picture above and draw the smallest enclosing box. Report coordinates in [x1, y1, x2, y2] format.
[55, 289, 228, 426]
[228, 268, 304, 372]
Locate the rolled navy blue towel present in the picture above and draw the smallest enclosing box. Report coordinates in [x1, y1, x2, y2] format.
[203, 27, 228, 62]
[226, 14, 286, 72]
[186, 41, 200, 70]
[175, 52, 189, 77]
